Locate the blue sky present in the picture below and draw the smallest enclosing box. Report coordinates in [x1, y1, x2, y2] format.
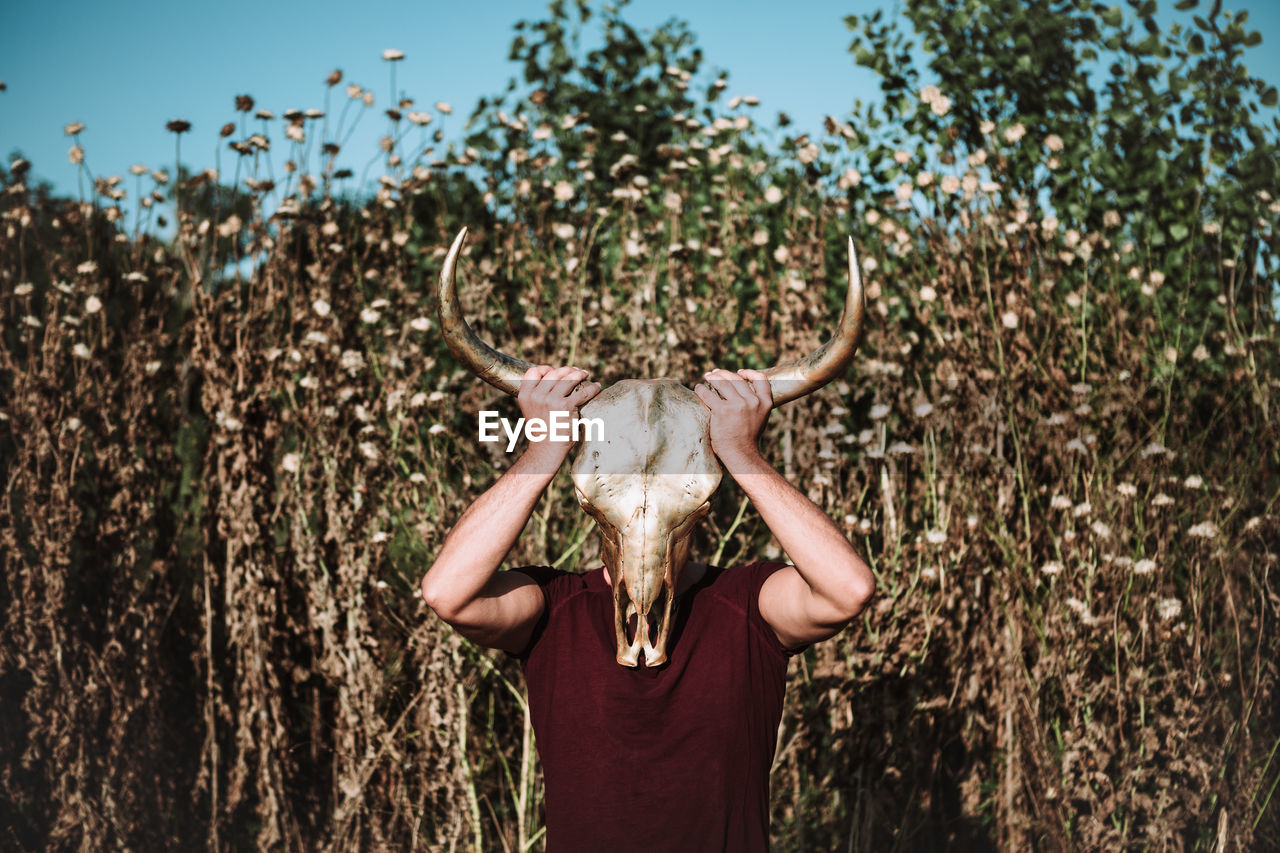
[4, 0, 1279, 203]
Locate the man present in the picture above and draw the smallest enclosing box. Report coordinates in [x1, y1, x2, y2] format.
[421, 363, 875, 852]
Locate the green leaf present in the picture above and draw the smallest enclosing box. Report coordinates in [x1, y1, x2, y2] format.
[1174, 0, 1198, 9]
[1101, 6, 1123, 27]
[1170, 223, 1190, 241]
[1262, 87, 1279, 108]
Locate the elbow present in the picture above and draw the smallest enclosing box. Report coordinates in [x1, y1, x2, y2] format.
[420, 573, 461, 623]
[838, 568, 875, 621]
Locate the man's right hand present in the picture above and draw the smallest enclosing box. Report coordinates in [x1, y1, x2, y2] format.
[517, 365, 602, 467]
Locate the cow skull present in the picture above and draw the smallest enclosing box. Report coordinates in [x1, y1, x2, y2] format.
[438, 227, 865, 666]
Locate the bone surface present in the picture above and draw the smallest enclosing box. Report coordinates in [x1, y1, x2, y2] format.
[570, 380, 721, 666]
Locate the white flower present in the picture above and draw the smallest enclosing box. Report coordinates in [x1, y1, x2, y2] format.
[920, 285, 937, 302]
[925, 529, 947, 545]
[893, 149, 911, 164]
[1183, 474, 1203, 489]
[1044, 134, 1064, 152]
[1003, 122, 1026, 144]
[1041, 561, 1064, 576]
[73, 343, 91, 359]
[410, 317, 431, 332]
[979, 120, 995, 135]
[887, 441, 914, 455]
[1001, 311, 1018, 329]
[895, 182, 914, 201]
[1051, 494, 1073, 510]
[930, 95, 952, 117]
[435, 101, 453, 114]
[1156, 598, 1182, 621]
[1140, 442, 1169, 459]
[1187, 521, 1219, 539]
[869, 403, 890, 420]
[1090, 521, 1111, 539]
[340, 349, 366, 373]
[15, 282, 33, 296]
[282, 452, 300, 473]
[312, 299, 331, 317]
[382, 48, 404, 61]
[920, 85, 941, 104]
[216, 410, 243, 432]
[84, 295, 102, 314]
[427, 423, 446, 435]
[913, 402, 933, 417]
[838, 168, 862, 190]
[1065, 597, 1097, 624]
[764, 186, 783, 204]
[372, 531, 389, 544]
[1117, 482, 1137, 497]
[1134, 559, 1156, 576]
[554, 181, 574, 202]
[551, 222, 576, 241]
[358, 442, 379, 461]
[1072, 502, 1092, 518]
[77, 260, 98, 275]
[940, 175, 960, 194]
[1151, 493, 1174, 507]
[915, 171, 933, 187]
[360, 307, 381, 324]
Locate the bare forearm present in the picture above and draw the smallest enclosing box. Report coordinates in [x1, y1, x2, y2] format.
[720, 448, 873, 605]
[420, 449, 558, 613]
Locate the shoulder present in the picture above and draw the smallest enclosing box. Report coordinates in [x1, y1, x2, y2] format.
[510, 566, 598, 614]
[704, 560, 803, 658]
[704, 560, 792, 606]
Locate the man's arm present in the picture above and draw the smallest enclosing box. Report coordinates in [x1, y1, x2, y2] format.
[420, 365, 600, 654]
[695, 368, 874, 649]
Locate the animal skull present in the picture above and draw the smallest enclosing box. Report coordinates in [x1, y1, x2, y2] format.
[438, 227, 865, 666]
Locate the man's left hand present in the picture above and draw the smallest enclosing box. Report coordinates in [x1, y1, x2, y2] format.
[694, 368, 772, 463]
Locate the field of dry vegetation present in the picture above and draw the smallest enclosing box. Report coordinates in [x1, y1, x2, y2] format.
[3, 2, 1279, 850]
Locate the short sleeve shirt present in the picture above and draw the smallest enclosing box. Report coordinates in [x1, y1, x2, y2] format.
[514, 561, 798, 853]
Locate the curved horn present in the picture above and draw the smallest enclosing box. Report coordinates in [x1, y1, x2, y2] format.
[763, 237, 866, 407]
[438, 227, 532, 396]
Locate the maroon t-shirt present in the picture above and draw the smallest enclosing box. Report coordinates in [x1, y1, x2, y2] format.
[513, 561, 799, 853]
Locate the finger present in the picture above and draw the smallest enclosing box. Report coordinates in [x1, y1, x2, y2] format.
[568, 381, 603, 407]
[699, 374, 729, 401]
[535, 365, 580, 394]
[738, 369, 773, 406]
[693, 383, 720, 409]
[550, 367, 590, 399]
[706, 368, 752, 403]
[519, 365, 553, 398]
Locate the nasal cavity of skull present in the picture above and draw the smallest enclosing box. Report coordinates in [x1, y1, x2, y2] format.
[624, 590, 668, 646]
